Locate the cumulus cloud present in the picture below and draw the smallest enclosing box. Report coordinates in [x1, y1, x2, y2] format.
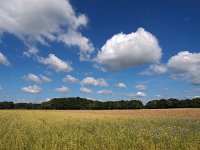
[21, 85, 41, 94]
[80, 77, 108, 87]
[130, 92, 147, 98]
[37, 54, 73, 72]
[80, 87, 92, 94]
[55, 86, 69, 93]
[58, 30, 94, 60]
[116, 83, 126, 89]
[96, 28, 162, 71]
[63, 75, 78, 83]
[23, 47, 39, 57]
[24, 73, 51, 84]
[0, 51, 10, 66]
[140, 64, 168, 75]
[135, 84, 147, 90]
[39, 75, 51, 82]
[97, 90, 113, 95]
[0, 0, 94, 60]
[167, 51, 200, 85]
[24, 74, 41, 84]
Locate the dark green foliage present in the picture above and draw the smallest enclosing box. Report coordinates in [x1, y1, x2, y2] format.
[0, 101, 14, 109]
[14, 103, 41, 109]
[0, 97, 200, 109]
[146, 98, 200, 109]
[41, 97, 143, 110]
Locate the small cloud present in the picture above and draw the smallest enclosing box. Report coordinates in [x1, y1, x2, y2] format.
[0, 51, 11, 66]
[23, 47, 39, 57]
[63, 75, 78, 83]
[39, 75, 51, 82]
[140, 64, 167, 76]
[24, 74, 41, 84]
[21, 85, 41, 94]
[24, 73, 51, 84]
[97, 90, 113, 95]
[135, 84, 147, 90]
[55, 86, 69, 93]
[80, 87, 92, 94]
[80, 77, 108, 87]
[156, 94, 162, 98]
[37, 54, 73, 72]
[116, 83, 126, 89]
[193, 96, 200, 98]
[130, 92, 147, 98]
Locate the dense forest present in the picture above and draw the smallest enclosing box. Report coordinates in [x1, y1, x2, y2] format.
[0, 97, 200, 109]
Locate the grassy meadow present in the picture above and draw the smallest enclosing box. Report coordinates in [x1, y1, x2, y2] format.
[0, 109, 200, 150]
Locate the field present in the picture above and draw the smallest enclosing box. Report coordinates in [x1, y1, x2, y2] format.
[0, 109, 200, 150]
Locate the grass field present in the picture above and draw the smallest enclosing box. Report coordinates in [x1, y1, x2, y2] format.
[0, 109, 200, 150]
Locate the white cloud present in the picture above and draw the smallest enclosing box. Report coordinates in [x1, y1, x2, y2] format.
[39, 75, 51, 82]
[24, 73, 51, 84]
[24, 74, 41, 84]
[156, 94, 162, 98]
[96, 28, 162, 71]
[58, 30, 94, 60]
[80, 87, 92, 94]
[0, 0, 94, 60]
[135, 84, 147, 90]
[21, 85, 41, 94]
[140, 64, 168, 75]
[80, 77, 108, 87]
[55, 86, 69, 93]
[130, 92, 147, 98]
[194, 96, 200, 98]
[0, 85, 3, 91]
[23, 47, 39, 57]
[97, 90, 113, 95]
[116, 83, 126, 89]
[0, 51, 10, 66]
[63, 75, 78, 83]
[37, 54, 73, 72]
[167, 51, 200, 85]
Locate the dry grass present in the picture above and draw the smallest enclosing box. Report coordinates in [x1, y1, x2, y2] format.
[59, 108, 200, 120]
[0, 109, 200, 150]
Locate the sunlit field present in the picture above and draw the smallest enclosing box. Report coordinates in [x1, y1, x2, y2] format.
[0, 109, 200, 150]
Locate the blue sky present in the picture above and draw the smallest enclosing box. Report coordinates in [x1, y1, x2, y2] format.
[0, 0, 200, 103]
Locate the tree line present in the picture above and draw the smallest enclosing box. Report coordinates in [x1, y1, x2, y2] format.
[0, 97, 200, 110]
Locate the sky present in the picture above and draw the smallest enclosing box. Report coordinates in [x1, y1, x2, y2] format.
[0, 0, 200, 103]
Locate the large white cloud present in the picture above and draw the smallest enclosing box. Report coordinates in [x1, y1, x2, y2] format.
[96, 28, 162, 71]
[21, 85, 41, 94]
[0, 0, 94, 60]
[167, 51, 200, 85]
[63, 75, 78, 83]
[0, 52, 10, 66]
[37, 54, 73, 72]
[80, 77, 108, 87]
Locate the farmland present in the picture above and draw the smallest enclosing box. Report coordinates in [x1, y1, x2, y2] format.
[0, 109, 200, 150]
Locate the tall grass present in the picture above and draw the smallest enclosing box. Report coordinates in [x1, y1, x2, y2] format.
[0, 109, 200, 150]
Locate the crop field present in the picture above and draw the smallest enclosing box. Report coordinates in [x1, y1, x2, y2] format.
[0, 109, 200, 150]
